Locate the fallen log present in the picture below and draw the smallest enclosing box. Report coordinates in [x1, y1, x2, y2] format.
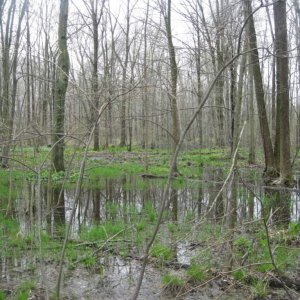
[141, 173, 167, 179]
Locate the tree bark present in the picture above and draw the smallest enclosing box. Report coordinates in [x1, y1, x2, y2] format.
[141, 0, 149, 150]
[294, 0, 300, 152]
[274, 0, 292, 185]
[245, 0, 276, 177]
[52, 0, 70, 172]
[119, 0, 131, 147]
[0, 0, 26, 168]
[248, 59, 256, 164]
[164, 0, 181, 170]
[232, 41, 247, 153]
[91, 0, 100, 151]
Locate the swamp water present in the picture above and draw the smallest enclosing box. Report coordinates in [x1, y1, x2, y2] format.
[1, 168, 300, 299]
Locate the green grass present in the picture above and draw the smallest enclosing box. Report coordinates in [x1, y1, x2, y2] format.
[81, 256, 97, 269]
[0, 291, 6, 300]
[136, 220, 146, 231]
[251, 280, 267, 299]
[16, 280, 36, 300]
[234, 235, 252, 256]
[145, 202, 156, 222]
[80, 221, 125, 241]
[186, 264, 205, 282]
[1, 145, 296, 298]
[151, 243, 173, 261]
[7, 145, 258, 183]
[162, 273, 185, 292]
[88, 165, 123, 179]
[232, 269, 247, 281]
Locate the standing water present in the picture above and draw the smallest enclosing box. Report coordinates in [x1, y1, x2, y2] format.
[1, 168, 299, 299]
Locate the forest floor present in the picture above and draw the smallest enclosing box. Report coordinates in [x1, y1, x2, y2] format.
[1, 146, 300, 299]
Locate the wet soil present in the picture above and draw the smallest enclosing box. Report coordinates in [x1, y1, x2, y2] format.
[1, 165, 300, 299]
[1, 253, 297, 300]
[0, 256, 246, 300]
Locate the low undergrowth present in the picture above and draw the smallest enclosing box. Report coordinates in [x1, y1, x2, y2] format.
[4, 146, 263, 182]
[1, 203, 299, 299]
[0, 146, 298, 299]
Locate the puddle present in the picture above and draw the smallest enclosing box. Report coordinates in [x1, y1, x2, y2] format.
[1, 254, 250, 299]
[1, 168, 300, 299]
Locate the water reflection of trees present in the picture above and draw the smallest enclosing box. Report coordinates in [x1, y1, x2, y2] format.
[10, 171, 300, 236]
[45, 184, 65, 235]
[264, 188, 291, 227]
[65, 179, 283, 227]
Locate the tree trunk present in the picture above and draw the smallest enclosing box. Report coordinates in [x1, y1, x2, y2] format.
[274, 0, 292, 185]
[87, 0, 105, 151]
[164, 0, 181, 171]
[245, 0, 276, 177]
[294, 0, 300, 151]
[0, 0, 26, 168]
[248, 60, 256, 164]
[92, 1, 100, 151]
[214, 0, 225, 147]
[195, 13, 203, 148]
[119, 0, 131, 147]
[232, 42, 246, 153]
[52, 0, 70, 172]
[142, 0, 149, 150]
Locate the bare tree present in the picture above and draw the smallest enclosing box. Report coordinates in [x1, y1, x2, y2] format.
[274, 0, 292, 185]
[84, 0, 105, 151]
[118, 0, 132, 147]
[52, 0, 70, 172]
[0, 0, 27, 168]
[294, 0, 300, 151]
[160, 0, 181, 170]
[245, 0, 276, 177]
[141, 0, 150, 150]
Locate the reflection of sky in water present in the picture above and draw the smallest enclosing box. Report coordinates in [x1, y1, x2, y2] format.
[5, 171, 300, 299]
[13, 171, 300, 240]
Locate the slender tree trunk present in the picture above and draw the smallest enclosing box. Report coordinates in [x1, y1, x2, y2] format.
[265, 0, 276, 144]
[42, 35, 50, 144]
[245, 0, 276, 177]
[248, 62, 256, 164]
[119, 0, 131, 147]
[195, 13, 203, 148]
[0, 0, 26, 168]
[52, 0, 70, 172]
[294, 0, 300, 151]
[274, 0, 292, 185]
[230, 57, 235, 152]
[92, 1, 100, 151]
[88, 0, 104, 151]
[142, 0, 149, 150]
[215, 0, 225, 147]
[232, 42, 247, 153]
[26, 3, 31, 127]
[164, 0, 181, 171]
[0, 1, 15, 168]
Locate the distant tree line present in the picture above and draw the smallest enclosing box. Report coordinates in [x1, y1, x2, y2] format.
[0, 0, 299, 184]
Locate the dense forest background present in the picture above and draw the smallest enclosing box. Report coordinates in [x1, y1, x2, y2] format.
[0, 0, 300, 180]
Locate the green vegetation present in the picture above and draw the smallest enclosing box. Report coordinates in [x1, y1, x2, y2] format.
[4, 146, 263, 182]
[251, 280, 268, 299]
[145, 202, 156, 222]
[80, 221, 125, 241]
[151, 243, 174, 261]
[162, 273, 185, 292]
[0, 146, 298, 298]
[0, 291, 6, 300]
[16, 281, 36, 300]
[186, 264, 205, 282]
